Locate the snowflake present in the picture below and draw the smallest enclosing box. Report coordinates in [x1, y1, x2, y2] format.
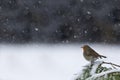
[38, 1, 42, 4]
[87, 11, 91, 15]
[74, 35, 77, 38]
[84, 30, 87, 34]
[35, 28, 39, 31]
[80, 0, 84, 2]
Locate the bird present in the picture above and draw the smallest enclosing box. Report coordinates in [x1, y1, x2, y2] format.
[81, 45, 106, 63]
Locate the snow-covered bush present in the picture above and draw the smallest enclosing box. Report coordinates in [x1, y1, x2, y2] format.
[75, 61, 120, 80]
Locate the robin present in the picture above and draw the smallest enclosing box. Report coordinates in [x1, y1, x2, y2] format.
[81, 45, 106, 63]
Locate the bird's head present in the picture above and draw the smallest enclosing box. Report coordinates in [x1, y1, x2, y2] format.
[81, 45, 90, 50]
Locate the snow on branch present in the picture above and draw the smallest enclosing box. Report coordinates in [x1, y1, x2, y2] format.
[75, 61, 120, 80]
[86, 69, 120, 80]
[90, 61, 103, 75]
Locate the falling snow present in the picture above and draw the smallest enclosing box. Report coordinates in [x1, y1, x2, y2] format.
[80, 0, 84, 2]
[84, 30, 88, 34]
[35, 28, 39, 31]
[74, 35, 77, 38]
[87, 11, 91, 14]
[38, 0, 42, 4]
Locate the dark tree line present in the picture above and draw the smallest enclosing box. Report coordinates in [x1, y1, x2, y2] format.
[0, 0, 120, 43]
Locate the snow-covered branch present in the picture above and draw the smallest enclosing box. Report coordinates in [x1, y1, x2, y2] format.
[75, 61, 120, 80]
[103, 61, 120, 68]
[86, 69, 120, 80]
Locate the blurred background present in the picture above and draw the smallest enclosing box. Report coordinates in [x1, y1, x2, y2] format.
[0, 0, 120, 44]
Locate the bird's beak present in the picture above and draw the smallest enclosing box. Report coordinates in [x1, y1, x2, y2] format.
[81, 46, 83, 48]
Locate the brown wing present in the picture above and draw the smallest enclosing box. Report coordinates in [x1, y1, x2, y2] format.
[88, 48, 100, 58]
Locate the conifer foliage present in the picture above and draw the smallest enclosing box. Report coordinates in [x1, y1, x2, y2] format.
[75, 61, 120, 80]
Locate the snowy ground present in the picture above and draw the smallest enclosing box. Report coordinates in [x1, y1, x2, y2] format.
[0, 44, 120, 80]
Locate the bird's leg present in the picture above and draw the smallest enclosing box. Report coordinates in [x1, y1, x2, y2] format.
[90, 58, 95, 67]
[88, 60, 94, 70]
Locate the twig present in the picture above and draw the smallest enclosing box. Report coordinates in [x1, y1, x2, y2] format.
[103, 61, 120, 68]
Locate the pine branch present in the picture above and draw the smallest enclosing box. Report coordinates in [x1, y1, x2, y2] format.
[75, 61, 120, 80]
[86, 69, 120, 80]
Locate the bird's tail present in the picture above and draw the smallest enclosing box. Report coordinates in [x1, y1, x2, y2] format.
[100, 55, 107, 58]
